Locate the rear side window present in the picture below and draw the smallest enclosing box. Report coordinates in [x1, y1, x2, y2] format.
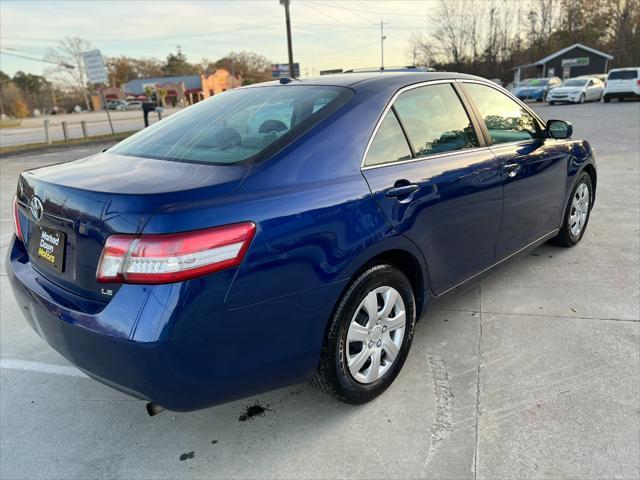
[109, 86, 352, 165]
[463, 83, 542, 145]
[393, 83, 479, 157]
[608, 70, 638, 80]
[364, 111, 412, 167]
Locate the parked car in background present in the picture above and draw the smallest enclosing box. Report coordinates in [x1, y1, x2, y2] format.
[514, 77, 562, 102]
[106, 100, 128, 111]
[126, 101, 143, 110]
[603, 67, 640, 102]
[547, 77, 603, 104]
[8, 73, 596, 413]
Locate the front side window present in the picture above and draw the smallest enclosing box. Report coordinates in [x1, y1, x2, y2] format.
[393, 83, 479, 157]
[463, 83, 542, 145]
[364, 111, 412, 167]
[109, 86, 352, 165]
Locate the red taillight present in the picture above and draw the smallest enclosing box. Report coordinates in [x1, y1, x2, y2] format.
[636, 79, 640, 86]
[12, 196, 23, 242]
[604, 81, 607, 87]
[97, 222, 256, 284]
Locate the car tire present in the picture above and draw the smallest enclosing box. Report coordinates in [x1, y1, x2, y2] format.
[549, 172, 593, 247]
[311, 264, 416, 404]
[579, 93, 585, 104]
[548, 101, 555, 105]
[603, 95, 611, 103]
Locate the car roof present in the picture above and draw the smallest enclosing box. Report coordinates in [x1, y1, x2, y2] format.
[246, 71, 490, 90]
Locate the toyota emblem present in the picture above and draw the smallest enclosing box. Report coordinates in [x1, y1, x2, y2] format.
[29, 196, 43, 222]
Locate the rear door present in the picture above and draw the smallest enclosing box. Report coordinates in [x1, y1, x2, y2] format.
[361, 81, 504, 295]
[460, 82, 568, 259]
[586, 78, 603, 101]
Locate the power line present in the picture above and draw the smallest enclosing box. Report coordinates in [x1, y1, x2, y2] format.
[0, 50, 74, 68]
[309, 1, 428, 18]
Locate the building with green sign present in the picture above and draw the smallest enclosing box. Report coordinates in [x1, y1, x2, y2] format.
[513, 43, 614, 83]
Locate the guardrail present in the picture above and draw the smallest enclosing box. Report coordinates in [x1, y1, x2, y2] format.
[41, 111, 165, 145]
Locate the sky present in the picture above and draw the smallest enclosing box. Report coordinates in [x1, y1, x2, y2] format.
[0, 0, 440, 79]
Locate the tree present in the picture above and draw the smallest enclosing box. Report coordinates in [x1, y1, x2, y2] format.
[209, 51, 272, 85]
[11, 71, 51, 112]
[156, 87, 168, 107]
[161, 49, 198, 76]
[106, 56, 165, 86]
[132, 57, 164, 78]
[0, 83, 29, 118]
[107, 56, 139, 87]
[44, 36, 93, 110]
[0, 70, 11, 86]
[606, 0, 640, 66]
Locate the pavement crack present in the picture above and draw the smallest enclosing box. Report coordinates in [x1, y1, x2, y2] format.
[473, 285, 484, 480]
[425, 355, 454, 467]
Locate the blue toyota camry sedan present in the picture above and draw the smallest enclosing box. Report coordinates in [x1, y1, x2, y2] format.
[8, 72, 596, 413]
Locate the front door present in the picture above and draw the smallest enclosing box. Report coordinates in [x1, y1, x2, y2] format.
[461, 82, 568, 259]
[362, 82, 504, 295]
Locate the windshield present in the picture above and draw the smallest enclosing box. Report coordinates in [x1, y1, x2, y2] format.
[528, 79, 549, 86]
[110, 85, 352, 165]
[562, 79, 588, 87]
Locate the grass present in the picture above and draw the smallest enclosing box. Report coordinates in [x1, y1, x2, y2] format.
[0, 130, 137, 156]
[0, 119, 22, 129]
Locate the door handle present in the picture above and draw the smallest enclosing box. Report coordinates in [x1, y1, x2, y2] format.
[503, 163, 520, 178]
[384, 184, 419, 198]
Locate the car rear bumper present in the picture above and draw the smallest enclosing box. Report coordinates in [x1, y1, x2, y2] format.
[7, 237, 344, 411]
[603, 91, 640, 98]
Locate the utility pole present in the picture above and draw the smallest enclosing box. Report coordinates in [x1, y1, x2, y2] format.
[280, 0, 296, 78]
[379, 20, 387, 70]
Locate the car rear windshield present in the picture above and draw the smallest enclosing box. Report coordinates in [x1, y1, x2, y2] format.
[608, 70, 638, 80]
[109, 85, 352, 165]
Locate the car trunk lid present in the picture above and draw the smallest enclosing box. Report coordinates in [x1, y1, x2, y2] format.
[17, 152, 248, 303]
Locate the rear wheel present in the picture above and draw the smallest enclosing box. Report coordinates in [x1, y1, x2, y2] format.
[550, 172, 593, 247]
[603, 95, 611, 103]
[311, 264, 416, 404]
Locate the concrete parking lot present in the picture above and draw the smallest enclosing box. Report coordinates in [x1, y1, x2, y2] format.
[0, 101, 638, 479]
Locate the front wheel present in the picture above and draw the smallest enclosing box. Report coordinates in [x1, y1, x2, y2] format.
[311, 264, 416, 404]
[548, 101, 555, 105]
[550, 172, 593, 247]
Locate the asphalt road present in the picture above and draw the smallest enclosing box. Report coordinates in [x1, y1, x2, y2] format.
[0, 101, 639, 479]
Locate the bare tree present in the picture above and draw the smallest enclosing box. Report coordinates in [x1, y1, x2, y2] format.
[45, 37, 92, 110]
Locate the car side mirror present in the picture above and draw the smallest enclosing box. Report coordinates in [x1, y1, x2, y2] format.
[546, 119, 573, 139]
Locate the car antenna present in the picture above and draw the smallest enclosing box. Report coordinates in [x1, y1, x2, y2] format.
[279, 77, 301, 84]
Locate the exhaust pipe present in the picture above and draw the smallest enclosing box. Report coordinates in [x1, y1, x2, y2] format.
[146, 402, 165, 417]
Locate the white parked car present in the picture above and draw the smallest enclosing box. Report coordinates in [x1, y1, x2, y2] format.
[126, 100, 143, 110]
[603, 67, 640, 102]
[547, 77, 604, 104]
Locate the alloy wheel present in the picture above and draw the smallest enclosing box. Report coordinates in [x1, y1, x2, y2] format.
[569, 182, 590, 237]
[346, 286, 406, 384]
